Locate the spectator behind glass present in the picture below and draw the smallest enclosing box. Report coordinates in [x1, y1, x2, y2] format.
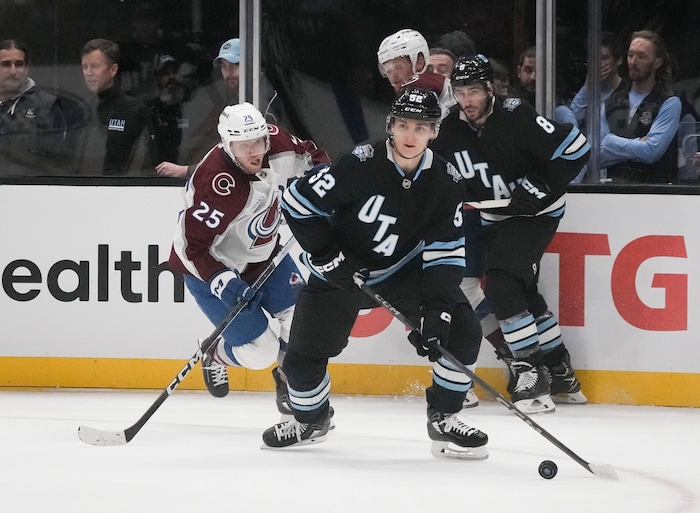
[80, 38, 154, 176]
[146, 54, 188, 164]
[427, 47, 456, 78]
[436, 30, 476, 59]
[514, 46, 536, 107]
[157, 37, 284, 178]
[556, 32, 627, 131]
[489, 57, 516, 98]
[600, 30, 681, 184]
[159, 38, 241, 178]
[0, 39, 68, 176]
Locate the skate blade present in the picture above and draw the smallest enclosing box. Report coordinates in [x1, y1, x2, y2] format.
[260, 434, 328, 450]
[514, 394, 556, 414]
[552, 391, 588, 404]
[430, 441, 489, 460]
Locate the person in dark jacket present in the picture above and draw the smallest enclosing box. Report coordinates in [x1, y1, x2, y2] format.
[80, 38, 154, 176]
[0, 39, 68, 176]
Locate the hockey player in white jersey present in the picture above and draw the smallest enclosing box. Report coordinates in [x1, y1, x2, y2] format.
[168, 102, 330, 413]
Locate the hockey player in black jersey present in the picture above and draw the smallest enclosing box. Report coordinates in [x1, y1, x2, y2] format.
[431, 54, 590, 414]
[262, 87, 488, 459]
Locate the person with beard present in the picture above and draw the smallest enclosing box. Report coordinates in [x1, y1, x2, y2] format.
[0, 39, 68, 176]
[147, 54, 187, 165]
[157, 38, 243, 178]
[431, 54, 590, 414]
[513, 46, 536, 107]
[600, 30, 681, 184]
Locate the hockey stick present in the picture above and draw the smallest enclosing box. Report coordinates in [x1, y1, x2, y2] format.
[464, 199, 511, 210]
[353, 276, 618, 480]
[78, 237, 297, 446]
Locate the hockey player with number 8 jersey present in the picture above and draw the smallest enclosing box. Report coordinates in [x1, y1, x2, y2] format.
[431, 54, 591, 414]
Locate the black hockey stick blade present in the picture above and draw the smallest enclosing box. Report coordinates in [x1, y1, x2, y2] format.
[78, 237, 297, 446]
[354, 277, 619, 480]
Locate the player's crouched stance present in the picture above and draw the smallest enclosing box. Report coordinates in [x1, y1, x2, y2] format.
[168, 102, 331, 416]
[261, 88, 488, 459]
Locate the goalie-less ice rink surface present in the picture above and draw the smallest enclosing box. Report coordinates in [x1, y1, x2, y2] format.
[3, 389, 699, 513]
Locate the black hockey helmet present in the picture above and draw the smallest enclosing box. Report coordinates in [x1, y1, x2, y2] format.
[389, 86, 442, 121]
[386, 87, 442, 137]
[451, 53, 493, 87]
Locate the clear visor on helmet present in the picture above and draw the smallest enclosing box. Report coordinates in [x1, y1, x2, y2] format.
[229, 135, 270, 158]
[386, 116, 439, 138]
[381, 56, 412, 76]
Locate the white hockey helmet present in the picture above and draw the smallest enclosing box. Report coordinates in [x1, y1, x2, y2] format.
[218, 102, 269, 161]
[377, 29, 429, 77]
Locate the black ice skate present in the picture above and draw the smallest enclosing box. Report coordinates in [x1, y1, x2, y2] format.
[200, 338, 229, 398]
[271, 367, 336, 429]
[261, 414, 331, 449]
[504, 358, 555, 414]
[427, 407, 488, 460]
[271, 366, 293, 418]
[545, 350, 588, 404]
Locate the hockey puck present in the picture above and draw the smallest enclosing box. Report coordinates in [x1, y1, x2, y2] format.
[538, 460, 558, 479]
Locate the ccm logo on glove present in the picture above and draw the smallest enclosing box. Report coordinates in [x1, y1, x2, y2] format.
[520, 177, 547, 199]
[317, 251, 346, 272]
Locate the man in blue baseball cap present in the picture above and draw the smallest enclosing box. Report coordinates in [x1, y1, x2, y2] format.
[157, 38, 241, 177]
[213, 38, 240, 93]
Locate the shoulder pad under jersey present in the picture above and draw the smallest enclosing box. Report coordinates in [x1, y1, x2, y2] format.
[352, 144, 375, 162]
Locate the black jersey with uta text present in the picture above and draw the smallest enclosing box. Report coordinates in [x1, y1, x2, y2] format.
[431, 98, 590, 220]
[282, 139, 467, 309]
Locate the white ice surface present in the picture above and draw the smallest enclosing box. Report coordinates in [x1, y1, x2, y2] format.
[3, 389, 699, 513]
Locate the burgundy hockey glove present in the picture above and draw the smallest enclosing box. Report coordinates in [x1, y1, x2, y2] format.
[209, 269, 256, 308]
[408, 310, 452, 362]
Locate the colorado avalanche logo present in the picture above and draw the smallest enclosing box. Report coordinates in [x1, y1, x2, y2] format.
[248, 195, 282, 248]
[212, 172, 235, 196]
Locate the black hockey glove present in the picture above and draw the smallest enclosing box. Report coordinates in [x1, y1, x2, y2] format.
[488, 176, 551, 216]
[408, 310, 452, 362]
[310, 248, 362, 290]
